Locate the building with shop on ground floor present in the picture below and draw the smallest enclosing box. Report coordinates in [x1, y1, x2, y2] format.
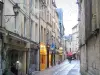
[0, 0, 64, 74]
[0, 0, 40, 75]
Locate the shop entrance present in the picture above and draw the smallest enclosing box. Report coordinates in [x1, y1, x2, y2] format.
[7, 50, 19, 75]
[29, 50, 38, 73]
[6, 49, 26, 75]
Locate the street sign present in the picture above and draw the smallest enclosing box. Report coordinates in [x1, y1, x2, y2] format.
[50, 43, 55, 50]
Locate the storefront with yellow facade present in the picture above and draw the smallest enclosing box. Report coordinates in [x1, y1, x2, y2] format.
[58, 47, 63, 62]
[40, 43, 47, 71]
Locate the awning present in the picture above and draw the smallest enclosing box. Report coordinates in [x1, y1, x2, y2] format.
[67, 52, 73, 56]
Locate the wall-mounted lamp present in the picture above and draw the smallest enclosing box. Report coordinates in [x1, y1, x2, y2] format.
[13, 3, 20, 16]
[4, 3, 20, 31]
[5, 3, 20, 16]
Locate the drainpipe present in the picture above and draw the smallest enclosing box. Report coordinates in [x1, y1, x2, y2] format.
[1, 0, 3, 75]
[38, 12, 40, 71]
[28, 0, 31, 73]
[1, 7, 3, 72]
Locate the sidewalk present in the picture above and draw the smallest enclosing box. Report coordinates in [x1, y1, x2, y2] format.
[67, 61, 80, 75]
[32, 60, 69, 75]
[32, 60, 80, 75]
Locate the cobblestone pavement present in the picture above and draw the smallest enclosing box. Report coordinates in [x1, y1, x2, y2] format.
[33, 60, 80, 75]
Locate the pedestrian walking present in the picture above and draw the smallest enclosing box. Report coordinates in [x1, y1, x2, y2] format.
[67, 51, 73, 63]
[68, 56, 72, 63]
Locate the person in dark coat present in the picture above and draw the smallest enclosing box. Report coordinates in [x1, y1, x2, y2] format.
[11, 64, 18, 75]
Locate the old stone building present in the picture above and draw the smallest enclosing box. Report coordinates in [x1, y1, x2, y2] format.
[72, 24, 79, 59]
[39, 0, 60, 69]
[0, 0, 40, 75]
[78, 0, 100, 75]
[0, 0, 61, 74]
[72, 24, 79, 53]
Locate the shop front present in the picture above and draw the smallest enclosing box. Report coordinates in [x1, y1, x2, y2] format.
[29, 43, 39, 74]
[40, 42, 47, 71]
[7, 50, 27, 75]
[3, 33, 28, 75]
[58, 47, 63, 63]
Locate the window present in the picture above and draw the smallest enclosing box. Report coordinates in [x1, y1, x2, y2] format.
[41, 26, 43, 42]
[42, 6, 43, 18]
[44, 28, 46, 43]
[35, 24, 38, 42]
[50, 14, 51, 24]
[47, 11, 49, 22]
[45, 9, 46, 20]
[40, 6, 42, 18]
[43, 6, 44, 20]
[30, 20, 33, 39]
[24, 16, 26, 36]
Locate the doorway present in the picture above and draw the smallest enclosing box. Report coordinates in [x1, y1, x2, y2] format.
[7, 50, 19, 75]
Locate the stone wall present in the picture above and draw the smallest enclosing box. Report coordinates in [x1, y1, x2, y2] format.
[80, 33, 100, 75]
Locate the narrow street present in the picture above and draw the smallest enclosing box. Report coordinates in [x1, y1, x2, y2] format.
[33, 60, 80, 75]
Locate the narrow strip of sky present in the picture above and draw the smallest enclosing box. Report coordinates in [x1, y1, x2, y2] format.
[55, 0, 78, 35]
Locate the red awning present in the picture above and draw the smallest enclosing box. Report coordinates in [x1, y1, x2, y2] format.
[67, 52, 73, 56]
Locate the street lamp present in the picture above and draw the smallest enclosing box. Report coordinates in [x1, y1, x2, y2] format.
[13, 3, 20, 31]
[13, 3, 20, 16]
[4, 3, 20, 31]
[5, 3, 20, 16]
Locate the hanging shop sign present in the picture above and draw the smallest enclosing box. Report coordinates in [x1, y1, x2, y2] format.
[50, 43, 55, 50]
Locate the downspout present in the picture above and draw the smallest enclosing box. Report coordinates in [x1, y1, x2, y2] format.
[28, 0, 31, 74]
[39, 0, 40, 71]
[1, 0, 4, 74]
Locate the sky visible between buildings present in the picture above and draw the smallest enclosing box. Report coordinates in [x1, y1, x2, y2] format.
[55, 0, 78, 35]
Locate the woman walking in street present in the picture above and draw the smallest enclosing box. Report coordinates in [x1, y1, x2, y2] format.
[67, 51, 73, 63]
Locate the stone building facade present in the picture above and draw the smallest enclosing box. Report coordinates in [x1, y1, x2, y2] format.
[78, 0, 100, 75]
[72, 24, 79, 59]
[39, 0, 60, 67]
[0, 0, 60, 74]
[0, 0, 40, 75]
